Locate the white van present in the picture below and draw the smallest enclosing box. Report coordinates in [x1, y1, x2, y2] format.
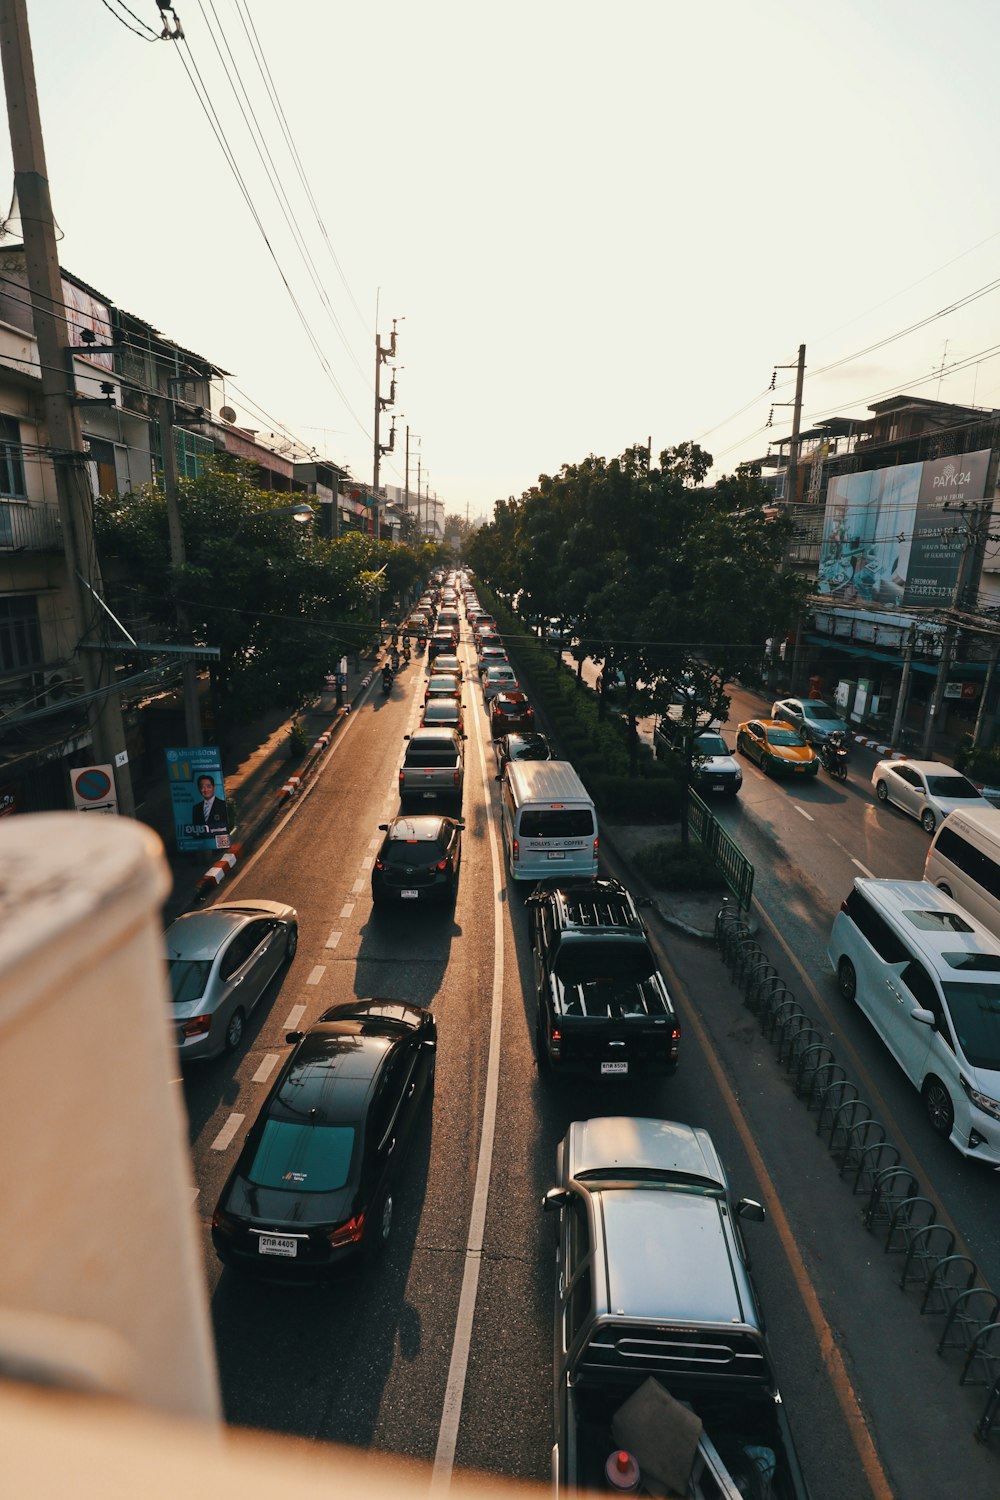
[827, 878, 1000, 1165]
[497, 760, 598, 884]
[925, 806, 1000, 940]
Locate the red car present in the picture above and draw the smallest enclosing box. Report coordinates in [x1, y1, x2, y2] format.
[489, 691, 535, 738]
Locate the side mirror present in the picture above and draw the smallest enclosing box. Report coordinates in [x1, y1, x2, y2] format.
[403, 734, 411, 741]
[542, 1187, 569, 1213]
[285, 1030, 304, 1044]
[378, 823, 389, 831]
[461, 733, 468, 740]
[736, 1198, 766, 1223]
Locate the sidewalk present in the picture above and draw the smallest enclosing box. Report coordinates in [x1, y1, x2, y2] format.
[139, 650, 383, 925]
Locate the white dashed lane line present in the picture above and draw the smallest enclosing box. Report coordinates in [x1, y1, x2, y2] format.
[794, 804, 814, 821]
[284, 1004, 306, 1029]
[306, 965, 326, 985]
[211, 1114, 244, 1151]
[325, 930, 342, 949]
[369, 836, 381, 849]
[340, 902, 355, 918]
[252, 1053, 280, 1084]
[852, 857, 875, 877]
[351, 877, 364, 894]
[361, 856, 373, 871]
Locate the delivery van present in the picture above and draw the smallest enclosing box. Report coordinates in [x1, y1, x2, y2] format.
[497, 760, 597, 883]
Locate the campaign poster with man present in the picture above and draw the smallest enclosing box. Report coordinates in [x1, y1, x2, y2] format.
[166, 746, 232, 853]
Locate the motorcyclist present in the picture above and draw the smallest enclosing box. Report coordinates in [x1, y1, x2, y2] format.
[381, 660, 394, 692]
[821, 730, 848, 769]
[390, 645, 401, 674]
[402, 635, 411, 665]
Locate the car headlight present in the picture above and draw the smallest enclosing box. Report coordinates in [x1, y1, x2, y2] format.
[959, 1075, 1000, 1121]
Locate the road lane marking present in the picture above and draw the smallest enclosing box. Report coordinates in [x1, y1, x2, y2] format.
[361, 856, 373, 871]
[851, 857, 875, 877]
[340, 902, 355, 918]
[794, 804, 814, 821]
[306, 965, 326, 985]
[324, 930, 342, 949]
[210, 1113, 244, 1151]
[351, 877, 364, 894]
[190, 1186, 200, 1204]
[433, 640, 505, 1490]
[369, 836, 381, 849]
[284, 1004, 305, 1029]
[252, 1053, 280, 1084]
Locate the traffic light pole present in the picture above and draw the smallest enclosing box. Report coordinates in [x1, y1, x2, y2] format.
[0, 0, 135, 813]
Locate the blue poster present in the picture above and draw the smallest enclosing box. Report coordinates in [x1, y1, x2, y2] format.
[165, 746, 232, 854]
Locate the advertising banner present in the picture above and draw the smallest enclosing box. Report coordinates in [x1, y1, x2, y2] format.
[817, 450, 991, 609]
[166, 745, 231, 853]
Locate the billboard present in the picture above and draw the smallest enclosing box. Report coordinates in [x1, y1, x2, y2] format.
[165, 745, 231, 853]
[817, 450, 991, 608]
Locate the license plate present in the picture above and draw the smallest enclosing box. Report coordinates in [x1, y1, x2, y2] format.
[601, 1061, 628, 1075]
[712, 783, 725, 791]
[422, 791, 435, 798]
[547, 850, 566, 860]
[258, 1236, 297, 1258]
[402, 889, 419, 898]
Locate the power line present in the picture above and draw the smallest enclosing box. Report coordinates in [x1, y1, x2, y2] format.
[98, 0, 158, 41]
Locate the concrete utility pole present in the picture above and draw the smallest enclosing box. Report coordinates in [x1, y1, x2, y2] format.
[922, 500, 990, 757]
[786, 344, 806, 505]
[157, 395, 201, 747]
[0, 0, 135, 813]
[372, 318, 399, 541]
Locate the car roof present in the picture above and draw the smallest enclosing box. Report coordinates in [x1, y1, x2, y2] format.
[165, 902, 285, 959]
[275, 1026, 395, 1123]
[877, 758, 971, 777]
[568, 1116, 725, 1184]
[599, 1189, 751, 1324]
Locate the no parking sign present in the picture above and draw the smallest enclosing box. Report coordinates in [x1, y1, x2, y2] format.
[70, 763, 118, 815]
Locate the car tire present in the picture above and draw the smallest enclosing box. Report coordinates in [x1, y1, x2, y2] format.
[284, 924, 298, 963]
[837, 957, 857, 1003]
[224, 1006, 245, 1053]
[875, 779, 889, 802]
[922, 1077, 954, 1138]
[366, 1190, 394, 1261]
[921, 808, 937, 834]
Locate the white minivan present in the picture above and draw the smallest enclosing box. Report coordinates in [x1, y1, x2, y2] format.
[827, 878, 1000, 1165]
[497, 760, 598, 884]
[925, 806, 1000, 941]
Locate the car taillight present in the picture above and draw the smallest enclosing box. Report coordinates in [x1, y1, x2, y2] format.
[550, 1027, 562, 1062]
[512, 837, 519, 862]
[375, 858, 384, 871]
[436, 858, 448, 871]
[670, 1026, 681, 1057]
[182, 1015, 212, 1038]
[399, 770, 404, 786]
[453, 769, 460, 785]
[212, 1208, 236, 1235]
[593, 836, 599, 859]
[327, 1213, 366, 1248]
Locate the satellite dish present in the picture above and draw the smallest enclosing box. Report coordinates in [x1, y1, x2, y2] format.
[219, 405, 237, 423]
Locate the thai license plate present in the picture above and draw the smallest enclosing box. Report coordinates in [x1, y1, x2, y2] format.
[422, 791, 435, 798]
[258, 1236, 297, 1258]
[547, 850, 566, 859]
[601, 1061, 628, 1075]
[712, 783, 725, 792]
[402, 889, 418, 899]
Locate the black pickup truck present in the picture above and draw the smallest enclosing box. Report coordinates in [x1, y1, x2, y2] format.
[528, 880, 680, 1080]
[545, 1117, 811, 1500]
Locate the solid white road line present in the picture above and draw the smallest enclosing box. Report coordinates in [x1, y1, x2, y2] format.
[306, 965, 326, 985]
[325, 929, 342, 949]
[210, 1113, 244, 1151]
[433, 640, 505, 1489]
[252, 1053, 280, 1084]
[852, 857, 875, 877]
[284, 1004, 306, 1029]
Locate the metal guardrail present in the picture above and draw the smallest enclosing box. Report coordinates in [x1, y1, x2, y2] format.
[714, 901, 1000, 1446]
[689, 790, 754, 910]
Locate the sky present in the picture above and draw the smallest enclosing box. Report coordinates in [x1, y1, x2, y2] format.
[7, 0, 1000, 521]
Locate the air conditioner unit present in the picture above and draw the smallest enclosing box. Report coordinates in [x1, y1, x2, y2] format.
[43, 670, 84, 704]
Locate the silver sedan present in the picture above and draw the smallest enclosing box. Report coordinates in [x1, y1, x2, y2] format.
[870, 758, 987, 833]
[166, 899, 298, 1061]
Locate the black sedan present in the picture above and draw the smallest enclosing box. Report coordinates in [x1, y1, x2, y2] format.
[211, 1000, 436, 1278]
[494, 730, 553, 777]
[372, 814, 463, 905]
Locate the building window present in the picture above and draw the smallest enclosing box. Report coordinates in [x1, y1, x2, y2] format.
[0, 414, 26, 498]
[87, 436, 118, 497]
[0, 595, 43, 673]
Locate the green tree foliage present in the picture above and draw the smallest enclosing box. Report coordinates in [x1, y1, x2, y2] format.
[95, 461, 418, 724]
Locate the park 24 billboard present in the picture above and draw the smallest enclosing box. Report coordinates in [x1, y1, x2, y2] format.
[817, 449, 991, 609]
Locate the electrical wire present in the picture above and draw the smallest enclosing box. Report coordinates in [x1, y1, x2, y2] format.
[98, 0, 159, 41]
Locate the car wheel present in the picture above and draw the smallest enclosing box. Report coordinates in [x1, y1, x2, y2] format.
[921, 808, 937, 834]
[284, 924, 298, 963]
[224, 1007, 245, 1053]
[366, 1190, 394, 1261]
[837, 957, 857, 1003]
[922, 1077, 954, 1138]
[875, 779, 889, 802]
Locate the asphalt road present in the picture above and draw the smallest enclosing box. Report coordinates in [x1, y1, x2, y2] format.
[180, 640, 1000, 1500]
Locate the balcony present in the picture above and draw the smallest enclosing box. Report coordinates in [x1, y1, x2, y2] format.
[0, 500, 62, 552]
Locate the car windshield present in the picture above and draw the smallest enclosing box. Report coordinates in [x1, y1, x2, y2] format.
[926, 775, 982, 799]
[555, 941, 655, 982]
[247, 1119, 356, 1193]
[767, 728, 806, 747]
[512, 740, 550, 759]
[941, 983, 1000, 1070]
[694, 734, 728, 756]
[804, 704, 839, 721]
[168, 958, 211, 1004]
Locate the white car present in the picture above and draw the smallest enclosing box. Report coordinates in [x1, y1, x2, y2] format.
[483, 664, 519, 702]
[871, 758, 987, 833]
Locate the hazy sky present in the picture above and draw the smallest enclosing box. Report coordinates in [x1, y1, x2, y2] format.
[8, 1, 1000, 518]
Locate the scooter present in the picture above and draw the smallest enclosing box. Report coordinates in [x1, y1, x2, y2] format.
[381, 665, 394, 696]
[820, 740, 849, 781]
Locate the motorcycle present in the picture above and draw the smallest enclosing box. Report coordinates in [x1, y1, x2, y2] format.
[820, 739, 849, 781]
[416, 634, 427, 655]
[381, 666, 394, 697]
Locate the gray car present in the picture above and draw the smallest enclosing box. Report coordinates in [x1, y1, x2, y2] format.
[166, 899, 298, 1061]
[770, 695, 850, 746]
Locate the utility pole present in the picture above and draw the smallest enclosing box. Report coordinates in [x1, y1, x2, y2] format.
[786, 344, 806, 505]
[404, 424, 410, 520]
[891, 624, 916, 749]
[372, 317, 399, 541]
[416, 445, 422, 540]
[157, 394, 201, 747]
[921, 500, 989, 757]
[0, 0, 135, 814]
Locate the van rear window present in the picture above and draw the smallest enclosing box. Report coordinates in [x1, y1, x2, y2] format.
[520, 808, 594, 838]
[405, 745, 457, 768]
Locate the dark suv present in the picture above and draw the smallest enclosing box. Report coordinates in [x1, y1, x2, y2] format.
[529, 879, 680, 1079]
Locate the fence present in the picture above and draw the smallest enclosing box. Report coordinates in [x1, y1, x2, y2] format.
[715, 900, 1000, 1446]
[689, 791, 754, 910]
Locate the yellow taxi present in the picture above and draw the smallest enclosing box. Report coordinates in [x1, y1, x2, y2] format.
[736, 717, 819, 777]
